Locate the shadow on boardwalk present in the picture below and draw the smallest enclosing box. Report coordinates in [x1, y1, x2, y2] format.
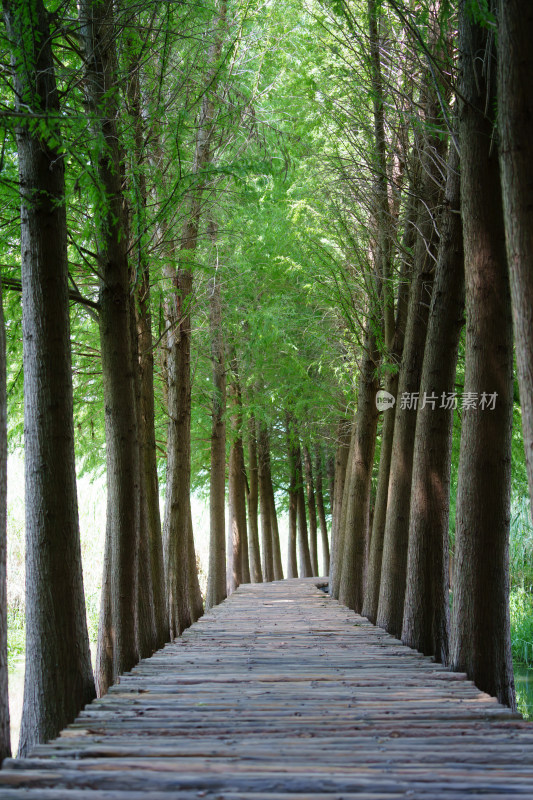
[1, 578, 532, 798]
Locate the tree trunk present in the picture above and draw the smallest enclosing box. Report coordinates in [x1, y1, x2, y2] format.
[362, 187, 414, 623]
[128, 50, 167, 651]
[261, 428, 283, 580]
[498, 0, 533, 525]
[130, 301, 157, 661]
[328, 418, 351, 591]
[163, 258, 194, 636]
[227, 439, 245, 593]
[242, 517, 251, 584]
[268, 470, 284, 581]
[81, 0, 140, 689]
[226, 357, 247, 594]
[330, 417, 356, 598]
[376, 78, 446, 637]
[162, 4, 226, 632]
[314, 447, 330, 576]
[368, 0, 394, 348]
[246, 417, 263, 582]
[451, 1, 515, 709]
[5, 0, 95, 755]
[287, 424, 299, 579]
[0, 282, 9, 764]
[135, 269, 167, 649]
[187, 508, 204, 623]
[295, 441, 313, 578]
[303, 446, 319, 576]
[327, 455, 335, 519]
[258, 424, 274, 582]
[206, 223, 226, 610]
[402, 143, 464, 664]
[338, 327, 380, 611]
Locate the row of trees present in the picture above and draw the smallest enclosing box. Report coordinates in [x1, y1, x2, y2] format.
[328, 0, 533, 712]
[0, 0, 531, 767]
[0, 0, 342, 762]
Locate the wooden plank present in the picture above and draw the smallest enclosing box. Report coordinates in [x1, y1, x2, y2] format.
[1, 578, 531, 797]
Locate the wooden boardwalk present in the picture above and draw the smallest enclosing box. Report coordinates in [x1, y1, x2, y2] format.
[1, 578, 532, 798]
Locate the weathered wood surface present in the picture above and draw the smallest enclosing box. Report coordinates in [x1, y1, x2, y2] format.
[1, 578, 532, 798]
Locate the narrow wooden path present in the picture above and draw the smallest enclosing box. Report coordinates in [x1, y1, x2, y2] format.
[1, 579, 532, 798]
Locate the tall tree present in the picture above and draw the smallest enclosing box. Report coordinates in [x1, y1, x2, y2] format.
[287, 424, 299, 578]
[162, 2, 228, 634]
[126, 39, 167, 650]
[246, 416, 263, 582]
[402, 144, 464, 663]
[264, 432, 283, 581]
[4, 0, 95, 754]
[227, 356, 246, 594]
[498, 0, 533, 525]
[314, 447, 330, 576]
[338, 325, 380, 611]
[303, 445, 319, 575]
[377, 67, 447, 637]
[294, 435, 313, 577]
[362, 191, 413, 623]
[258, 423, 274, 581]
[329, 418, 352, 591]
[0, 282, 9, 764]
[129, 299, 157, 660]
[451, 0, 515, 709]
[80, 0, 140, 692]
[206, 221, 227, 609]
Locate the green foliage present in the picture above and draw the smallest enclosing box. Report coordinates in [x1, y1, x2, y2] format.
[510, 498, 533, 593]
[464, 0, 497, 29]
[7, 607, 25, 671]
[510, 588, 533, 668]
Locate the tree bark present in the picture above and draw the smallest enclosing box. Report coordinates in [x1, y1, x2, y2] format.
[328, 418, 351, 592]
[80, 0, 140, 690]
[314, 447, 330, 576]
[135, 268, 167, 649]
[130, 301, 157, 661]
[330, 417, 356, 598]
[362, 187, 414, 624]
[376, 78, 446, 637]
[338, 327, 380, 611]
[163, 256, 195, 635]
[127, 48, 167, 651]
[0, 282, 9, 764]
[451, 0, 515, 709]
[258, 424, 274, 582]
[368, 0, 394, 348]
[227, 357, 247, 594]
[162, 4, 227, 633]
[295, 441, 313, 578]
[267, 466, 284, 581]
[206, 222, 226, 610]
[246, 416, 263, 582]
[227, 442, 245, 593]
[498, 0, 533, 525]
[402, 143, 464, 664]
[287, 423, 299, 579]
[5, 0, 95, 754]
[303, 446, 319, 576]
[261, 427, 283, 581]
[187, 507, 204, 623]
